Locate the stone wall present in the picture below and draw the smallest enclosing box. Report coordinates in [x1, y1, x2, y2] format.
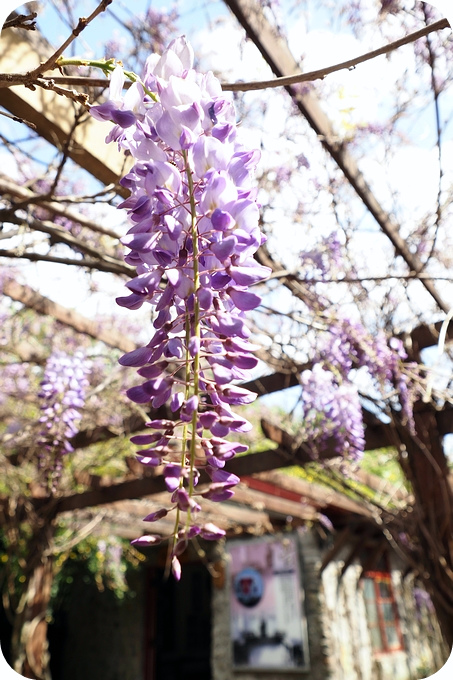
[318, 550, 446, 680]
[212, 530, 447, 680]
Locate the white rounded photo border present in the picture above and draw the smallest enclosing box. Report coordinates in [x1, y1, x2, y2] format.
[0, 1, 451, 679]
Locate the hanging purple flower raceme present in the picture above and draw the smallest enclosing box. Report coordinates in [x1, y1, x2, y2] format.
[300, 364, 365, 462]
[91, 37, 270, 577]
[38, 350, 90, 492]
[299, 311, 418, 460]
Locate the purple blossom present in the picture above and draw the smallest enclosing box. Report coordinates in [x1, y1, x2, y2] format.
[413, 587, 435, 620]
[300, 231, 343, 281]
[297, 308, 416, 459]
[300, 364, 365, 462]
[37, 351, 90, 491]
[92, 37, 269, 571]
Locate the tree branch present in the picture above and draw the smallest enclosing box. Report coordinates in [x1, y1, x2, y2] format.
[3, 13, 37, 32]
[0, 249, 131, 276]
[1, 211, 131, 275]
[0, 176, 121, 240]
[31, 0, 113, 77]
[2, 18, 447, 94]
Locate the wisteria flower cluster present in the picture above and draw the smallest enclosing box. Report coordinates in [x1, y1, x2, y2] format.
[91, 37, 270, 577]
[38, 350, 90, 492]
[300, 364, 365, 462]
[299, 316, 415, 461]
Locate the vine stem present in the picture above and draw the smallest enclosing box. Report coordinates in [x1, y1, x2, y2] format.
[169, 150, 201, 555]
[55, 57, 158, 102]
[183, 150, 201, 520]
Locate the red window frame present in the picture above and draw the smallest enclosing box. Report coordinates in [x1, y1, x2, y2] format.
[362, 571, 404, 654]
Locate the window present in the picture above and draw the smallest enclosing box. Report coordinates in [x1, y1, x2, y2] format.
[362, 572, 404, 653]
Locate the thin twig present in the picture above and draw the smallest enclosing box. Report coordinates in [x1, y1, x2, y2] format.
[0, 19, 448, 95]
[222, 18, 450, 92]
[416, 6, 444, 272]
[34, 0, 113, 77]
[266, 270, 453, 283]
[3, 12, 37, 31]
[0, 249, 131, 276]
[0, 177, 121, 239]
[0, 109, 36, 130]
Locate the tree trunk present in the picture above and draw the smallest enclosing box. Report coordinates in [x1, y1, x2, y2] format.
[400, 409, 453, 650]
[9, 515, 56, 680]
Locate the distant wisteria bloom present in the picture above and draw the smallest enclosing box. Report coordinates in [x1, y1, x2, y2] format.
[38, 350, 90, 491]
[91, 36, 270, 577]
[299, 313, 415, 461]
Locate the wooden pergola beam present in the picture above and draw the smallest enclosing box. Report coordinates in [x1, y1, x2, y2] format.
[0, 27, 130, 193]
[2, 278, 136, 353]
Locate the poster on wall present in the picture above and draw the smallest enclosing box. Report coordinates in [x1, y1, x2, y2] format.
[228, 535, 309, 671]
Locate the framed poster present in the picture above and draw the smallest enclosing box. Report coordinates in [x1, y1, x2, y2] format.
[228, 535, 310, 671]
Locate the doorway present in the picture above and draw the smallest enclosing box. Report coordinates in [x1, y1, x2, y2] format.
[144, 562, 212, 680]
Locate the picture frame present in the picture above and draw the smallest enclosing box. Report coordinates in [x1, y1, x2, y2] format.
[228, 534, 310, 672]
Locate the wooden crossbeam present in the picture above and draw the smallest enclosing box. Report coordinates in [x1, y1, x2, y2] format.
[0, 27, 130, 192]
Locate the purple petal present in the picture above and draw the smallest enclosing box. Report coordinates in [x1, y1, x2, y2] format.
[131, 535, 162, 546]
[202, 486, 235, 501]
[171, 392, 185, 412]
[229, 288, 262, 311]
[146, 419, 174, 429]
[172, 488, 190, 510]
[200, 523, 225, 540]
[136, 454, 163, 466]
[143, 508, 168, 522]
[228, 264, 271, 286]
[111, 108, 136, 128]
[198, 288, 213, 310]
[171, 555, 182, 580]
[116, 293, 145, 310]
[130, 433, 162, 445]
[152, 386, 172, 408]
[164, 464, 182, 492]
[226, 352, 258, 370]
[212, 364, 234, 385]
[219, 385, 257, 405]
[189, 336, 200, 357]
[210, 236, 237, 261]
[126, 385, 151, 404]
[211, 208, 235, 231]
[90, 101, 117, 122]
[199, 412, 218, 429]
[119, 347, 154, 367]
[137, 362, 168, 378]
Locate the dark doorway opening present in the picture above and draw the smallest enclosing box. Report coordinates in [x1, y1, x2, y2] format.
[145, 562, 212, 680]
[0, 599, 12, 666]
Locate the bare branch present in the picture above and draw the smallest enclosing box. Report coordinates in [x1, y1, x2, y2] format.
[221, 18, 450, 92]
[0, 249, 130, 276]
[0, 109, 36, 130]
[3, 13, 37, 31]
[0, 177, 121, 240]
[1, 211, 131, 274]
[0, 15, 448, 111]
[32, 0, 113, 77]
[4, 18, 447, 95]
